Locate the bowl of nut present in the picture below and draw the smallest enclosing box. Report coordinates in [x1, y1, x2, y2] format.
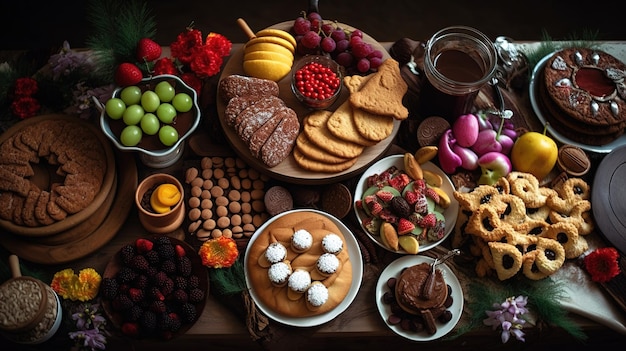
[290, 54, 342, 110]
[100, 74, 201, 168]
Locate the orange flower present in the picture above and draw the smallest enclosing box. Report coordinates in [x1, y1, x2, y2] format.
[199, 236, 239, 268]
[51, 268, 75, 299]
[50, 268, 102, 301]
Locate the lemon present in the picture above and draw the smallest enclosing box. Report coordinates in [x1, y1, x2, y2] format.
[246, 36, 296, 55]
[244, 50, 293, 66]
[255, 29, 297, 49]
[243, 59, 292, 81]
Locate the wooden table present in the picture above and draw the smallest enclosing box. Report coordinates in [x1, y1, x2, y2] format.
[2, 42, 626, 351]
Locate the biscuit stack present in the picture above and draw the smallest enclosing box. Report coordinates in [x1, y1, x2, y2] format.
[452, 172, 593, 281]
[294, 58, 409, 173]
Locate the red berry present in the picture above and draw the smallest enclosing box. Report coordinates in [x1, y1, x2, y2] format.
[136, 38, 162, 62]
[115, 63, 143, 86]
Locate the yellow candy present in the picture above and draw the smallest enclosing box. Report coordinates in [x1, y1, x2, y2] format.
[150, 183, 181, 213]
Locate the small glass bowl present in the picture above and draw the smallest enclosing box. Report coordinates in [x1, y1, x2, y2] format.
[291, 55, 342, 109]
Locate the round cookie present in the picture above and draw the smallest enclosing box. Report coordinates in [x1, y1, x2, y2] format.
[303, 110, 364, 159]
[417, 116, 451, 147]
[264, 186, 293, 216]
[319, 183, 352, 219]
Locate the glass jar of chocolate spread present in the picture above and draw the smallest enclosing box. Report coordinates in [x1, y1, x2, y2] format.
[418, 26, 497, 123]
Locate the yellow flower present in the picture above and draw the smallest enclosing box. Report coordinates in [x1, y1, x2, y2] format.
[50, 268, 102, 301]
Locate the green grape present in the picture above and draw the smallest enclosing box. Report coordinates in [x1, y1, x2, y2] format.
[105, 98, 126, 120]
[140, 113, 160, 135]
[122, 104, 145, 125]
[172, 92, 193, 112]
[120, 86, 142, 105]
[158, 125, 179, 146]
[156, 103, 177, 124]
[155, 81, 175, 102]
[141, 90, 161, 113]
[120, 125, 143, 147]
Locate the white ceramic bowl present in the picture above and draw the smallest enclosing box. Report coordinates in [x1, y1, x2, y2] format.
[100, 74, 201, 168]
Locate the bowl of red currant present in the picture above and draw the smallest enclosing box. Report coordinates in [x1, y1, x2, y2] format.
[290, 55, 342, 109]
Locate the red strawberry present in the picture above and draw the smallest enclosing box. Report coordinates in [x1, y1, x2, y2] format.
[369, 201, 384, 216]
[375, 190, 394, 203]
[121, 322, 140, 336]
[417, 213, 437, 228]
[388, 173, 410, 191]
[135, 238, 154, 253]
[424, 187, 440, 203]
[397, 218, 415, 235]
[403, 190, 419, 205]
[115, 62, 143, 86]
[136, 38, 162, 62]
[175, 244, 186, 257]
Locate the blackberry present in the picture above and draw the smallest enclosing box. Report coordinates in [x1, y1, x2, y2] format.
[119, 244, 136, 265]
[180, 302, 197, 323]
[154, 235, 172, 246]
[145, 266, 158, 279]
[177, 256, 192, 277]
[112, 293, 134, 311]
[100, 277, 119, 300]
[156, 243, 176, 260]
[160, 259, 177, 274]
[160, 277, 174, 296]
[117, 266, 138, 283]
[188, 288, 205, 304]
[157, 312, 175, 331]
[173, 276, 188, 290]
[128, 287, 144, 303]
[188, 275, 200, 289]
[149, 286, 165, 301]
[124, 304, 144, 322]
[145, 250, 160, 265]
[169, 313, 182, 332]
[172, 289, 188, 303]
[152, 271, 169, 286]
[139, 310, 158, 333]
[134, 274, 149, 289]
[150, 300, 167, 314]
[129, 255, 150, 272]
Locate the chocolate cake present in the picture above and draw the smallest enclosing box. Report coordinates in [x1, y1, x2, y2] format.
[540, 48, 626, 146]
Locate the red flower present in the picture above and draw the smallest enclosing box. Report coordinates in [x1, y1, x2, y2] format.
[180, 72, 202, 94]
[584, 247, 621, 283]
[189, 47, 223, 78]
[153, 57, 178, 75]
[11, 96, 40, 118]
[170, 28, 204, 65]
[205, 32, 232, 58]
[14, 77, 38, 97]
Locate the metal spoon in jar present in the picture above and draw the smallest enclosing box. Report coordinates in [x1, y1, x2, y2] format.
[421, 249, 460, 300]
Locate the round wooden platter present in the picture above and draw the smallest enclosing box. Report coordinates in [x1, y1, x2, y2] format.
[0, 114, 117, 237]
[0, 150, 138, 265]
[217, 21, 398, 185]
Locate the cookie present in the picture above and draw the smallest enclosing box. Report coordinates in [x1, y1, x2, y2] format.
[319, 183, 352, 219]
[293, 148, 357, 173]
[349, 58, 409, 120]
[326, 100, 378, 146]
[417, 116, 451, 147]
[507, 171, 548, 208]
[303, 110, 364, 159]
[488, 241, 523, 281]
[343, 74, 394, 142]
[532, 236, 566, 275]
[264, 185, 293, 216]
[541, 222, 586, 259]
[294, 133, 351, 165]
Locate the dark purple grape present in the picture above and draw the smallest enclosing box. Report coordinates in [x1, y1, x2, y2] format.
[310, 18, 322, 33]
[320, 37, 336, 53]
[321, 23, 333, 36]
[335, 51, 354, 67]
[307, 11, 322, 21]
[331, 29, 346, 42]
[334, 39, 349, 53]
[369, 56, 383, 70]
[293, 17, 311, 35]
[352, 42, 374, 59]
[356, 58, 370, 73]
[300, 31, 321, 49]
[351, 29, 363, 39]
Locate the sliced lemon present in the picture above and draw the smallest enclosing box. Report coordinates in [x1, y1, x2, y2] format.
[255, 28, 298, 49]
[243, 59, 292, 81]
[244, 50, 294, 67]
[246, 36, 296, 55]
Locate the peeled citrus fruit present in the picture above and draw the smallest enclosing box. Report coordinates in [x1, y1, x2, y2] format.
[255, 28, 297, 49]
[244, 42, 294, 61]
[243, 50, 293, 67]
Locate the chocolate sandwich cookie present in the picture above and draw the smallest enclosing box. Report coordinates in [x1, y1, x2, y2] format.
[264, 185, 293, 216]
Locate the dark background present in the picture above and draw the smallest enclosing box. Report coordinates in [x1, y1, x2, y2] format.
[1, 0, 624, 52]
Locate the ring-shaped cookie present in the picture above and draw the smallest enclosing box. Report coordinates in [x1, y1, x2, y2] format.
[507, 171, 547, 208]
[488, 241, 524, 281]
[548, 200, 594, 235]
[547, 177, 591, 214]
[540, 222, 585, 259]
[521, 251, 549, 280]
[465, 205, 510, 242]
[492, 193, 528, 226]
[453, 185, 503, 212]
[532, 236, 566, 275]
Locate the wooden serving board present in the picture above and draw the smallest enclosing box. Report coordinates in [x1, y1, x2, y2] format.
[217, 21, 398, 185]
[0, 150, 137, 265]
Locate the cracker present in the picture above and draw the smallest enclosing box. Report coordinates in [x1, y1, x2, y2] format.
[343, 74, 394, 142]
[293, 148, 357, 174]
[326, 100, 377, 146]
[294, 133, 351, 165]
[303, 110, 364, 159]
[349, 58, 408, 120]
